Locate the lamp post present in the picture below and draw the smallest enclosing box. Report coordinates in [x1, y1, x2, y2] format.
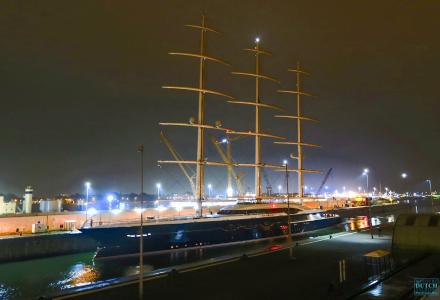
[85, 181, 91, 225]
[137, 144, 144, 300]
[362, 168, 373, 239]
[426, 179, 433, 212]
[106, 195, 114, 210]
[426, 179, 432, 195]
[362, 168, 369, 194]
[156, 183, 161, 200]
[283, 160, 293, 259]
[208, 184, 212, 199]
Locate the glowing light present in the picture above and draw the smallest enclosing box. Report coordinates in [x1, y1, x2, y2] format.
[106, 195, 114, 202]
[255, 37, 260, 43]
[87, 208, 97, 216]
[363, 168, 369, 174]
[111, 209, 121, 214]
[283, 160, 288, 165]
[156, 183, 161, 189]
[134, 207, 146, 213]
[401, 173, 407, 179]
[156, 205, 167, 212]
[226, 187, 233, 197]
[221, 138, 228, 144]
[85, 182, 91, 189]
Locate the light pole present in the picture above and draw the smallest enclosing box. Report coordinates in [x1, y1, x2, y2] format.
[362, 168, 373, 239]
[137, 144, 144, 300]
[106, 195, 114, 211]
[362, 168, 369, 194]
[426, 179, 432, 195]
[426, 179, 433, 212]
[208, 184, 212, 198]
[283, 160, 293, 259]
[85, 181, 91, 225]
[156, 183, 161, 200]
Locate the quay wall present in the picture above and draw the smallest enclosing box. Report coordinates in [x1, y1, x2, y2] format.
[0, 208, 199, 235]
[0, 233, 97, 263]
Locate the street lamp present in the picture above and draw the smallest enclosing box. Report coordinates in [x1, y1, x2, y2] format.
[107, 194, 114, 210]
[208, 184, 212, 198]
[156, 183, 161, 200]
[401, 173, 407, 179]
[362, 169, 369, 193]
[278, 185, 282, 194]
[137, 144, 144, 299]
[84, 181, 91, 224]
[426, 179, 433, 212]
[426, 179, 432, 195]
[282, 160, 293, 259]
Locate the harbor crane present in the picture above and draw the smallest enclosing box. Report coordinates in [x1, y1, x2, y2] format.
[316, 168, 333, 195]
[159, 131, 197, 197]
[262, 168, 273, 196]
[209, 134, 244, 197]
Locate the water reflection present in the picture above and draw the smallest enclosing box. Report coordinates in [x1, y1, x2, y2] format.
[53, 263, 100, 289]
[0, 203, 427, 300]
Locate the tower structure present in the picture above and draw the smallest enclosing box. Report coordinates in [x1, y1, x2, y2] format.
[24, 186, 33, 214]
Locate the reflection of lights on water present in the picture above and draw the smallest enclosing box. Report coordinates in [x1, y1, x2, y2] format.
[55, 263, 99, 289]
[0, 284, 14, 299]
[371, 217, 380, 227]
[369, 281, 383, 296]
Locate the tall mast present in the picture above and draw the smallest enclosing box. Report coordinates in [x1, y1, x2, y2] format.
[275, 62, 321, 203]
[229, 38, 284, 201]
[295, 62, 304, 198]
[254, 40, 262, 200]
[196, 15, 207, 205]
[159, 15, 233, 216]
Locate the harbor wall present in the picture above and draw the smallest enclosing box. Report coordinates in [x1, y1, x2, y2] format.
[0, 208, 199, 235]
[0, 233, 97, 263]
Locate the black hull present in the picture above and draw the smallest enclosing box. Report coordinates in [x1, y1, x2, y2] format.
[80, 214, 341, 259]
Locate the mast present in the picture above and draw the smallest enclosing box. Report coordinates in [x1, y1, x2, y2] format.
[159, 15, 233, 216]
[196, 15, 206, 207]
[274, 62, 321, 203]
[229, 38, 283, 200]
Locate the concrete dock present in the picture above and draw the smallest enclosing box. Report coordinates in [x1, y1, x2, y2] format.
[51, 226, 398, 300]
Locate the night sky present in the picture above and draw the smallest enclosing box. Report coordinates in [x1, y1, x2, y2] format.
[0, 1, 439, 196]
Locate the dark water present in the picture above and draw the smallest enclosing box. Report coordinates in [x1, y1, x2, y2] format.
[0, 199, 432, 300]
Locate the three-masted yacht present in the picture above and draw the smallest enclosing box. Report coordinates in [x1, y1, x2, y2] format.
[79, 16, 341, 260]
